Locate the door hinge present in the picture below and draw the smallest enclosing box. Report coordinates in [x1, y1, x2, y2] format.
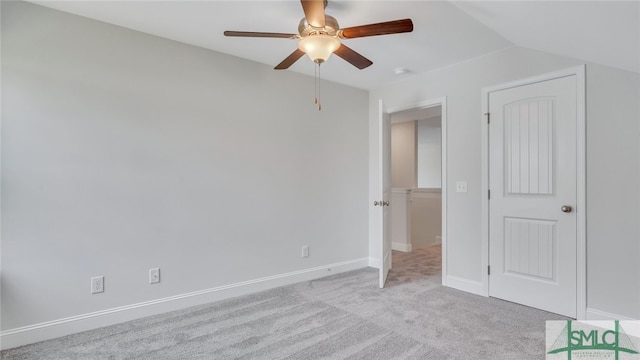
[488, 266, 491, 275]
[485, 112, 490, 124]
[488, 189, 491, 200]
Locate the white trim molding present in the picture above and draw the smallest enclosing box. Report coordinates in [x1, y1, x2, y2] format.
[411, 188, 442, 194]
[446, 275, 484, 296]
[392, 188, 412, 194]
[586, 308, 638, 321]
[392, 242, 412, 252]
[0, 258, 369, 350]
[480, 65, 587, 318]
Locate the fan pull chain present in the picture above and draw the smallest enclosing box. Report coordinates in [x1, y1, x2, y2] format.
[314, 62, 318, 106]
[314, 61, 322, 111]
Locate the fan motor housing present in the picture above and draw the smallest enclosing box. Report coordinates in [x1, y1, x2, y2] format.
[298, 15, 339, 37]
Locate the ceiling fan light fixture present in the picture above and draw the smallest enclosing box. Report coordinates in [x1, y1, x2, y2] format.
[298, 34, 341, 63]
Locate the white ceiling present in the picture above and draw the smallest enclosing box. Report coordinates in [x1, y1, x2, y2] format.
[452, 1, 640, 75]
[29, 1, 640, 90]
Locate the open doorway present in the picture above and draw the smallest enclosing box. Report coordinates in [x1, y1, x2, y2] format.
[388, 102, 446, 282]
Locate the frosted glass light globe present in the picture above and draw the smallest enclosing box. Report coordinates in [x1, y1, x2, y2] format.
[298, 34, 341, 63]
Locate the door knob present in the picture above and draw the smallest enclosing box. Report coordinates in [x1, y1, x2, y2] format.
[561, 205, 573, 213]
[373, 201, 381, 206]
[383, 201, 390, 206]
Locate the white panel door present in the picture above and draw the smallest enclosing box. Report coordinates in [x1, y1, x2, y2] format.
[489, 75, 577, 317]
[378, 100, 392, 288]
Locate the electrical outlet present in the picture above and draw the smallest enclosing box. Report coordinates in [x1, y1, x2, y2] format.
[301, 246, 309, 258]
[456, 181, 468, 193]
[149, 268, 160, 284]
[91, 276, 104, 294]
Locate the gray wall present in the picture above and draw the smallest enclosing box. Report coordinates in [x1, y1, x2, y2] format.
[1, 1, 369, 332]
[369, 46, 640, 319]
[585, 63, 640, 317]
[391, 121, 416, 189]
[416, 118, 442, 188]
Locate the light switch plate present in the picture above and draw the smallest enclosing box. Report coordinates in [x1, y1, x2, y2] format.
[149, 268, 160, 284]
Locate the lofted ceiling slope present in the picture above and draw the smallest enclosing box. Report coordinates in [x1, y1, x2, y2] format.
[26, 1, 640, 90]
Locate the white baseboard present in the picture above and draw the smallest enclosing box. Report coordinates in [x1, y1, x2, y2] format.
[586, 307, 638, 321]
[392, 242, 412, 252]
[369, 257, 381, 269]
[445, 275, 485, 296]
[0, 258, 369, 350]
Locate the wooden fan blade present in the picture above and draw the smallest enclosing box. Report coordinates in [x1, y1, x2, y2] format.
[333, 44, 373, 70]
[275, 49, 306, 70]
[224, 31, 297, 39]
[338, 19, 413, 39]
[301, 0, 325, 28]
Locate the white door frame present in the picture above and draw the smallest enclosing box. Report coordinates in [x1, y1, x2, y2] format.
[383, 97, 448, 285]
[480, 65, 586, 319]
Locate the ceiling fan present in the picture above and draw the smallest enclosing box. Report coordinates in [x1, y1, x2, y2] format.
[223, 0, 414, 70]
